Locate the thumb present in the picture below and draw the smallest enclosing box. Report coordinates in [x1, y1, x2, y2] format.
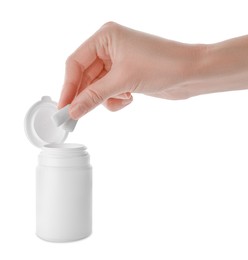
[69, 72, 120, 119]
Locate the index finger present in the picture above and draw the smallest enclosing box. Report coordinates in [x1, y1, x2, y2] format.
[58, 37, 97, 108]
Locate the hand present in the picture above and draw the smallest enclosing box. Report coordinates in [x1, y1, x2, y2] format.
[58, 22, 201, 119]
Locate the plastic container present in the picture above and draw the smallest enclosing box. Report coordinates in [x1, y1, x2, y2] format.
[24, 96, 92, 242]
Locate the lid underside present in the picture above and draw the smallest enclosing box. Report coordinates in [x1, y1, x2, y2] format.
[24, 96, 68, 148]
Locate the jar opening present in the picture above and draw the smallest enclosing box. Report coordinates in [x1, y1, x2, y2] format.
[39, 143, 90, 164]
[43, 143, 87, 150]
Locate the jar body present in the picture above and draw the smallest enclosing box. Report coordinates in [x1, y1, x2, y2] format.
[36, 144, 92, 242]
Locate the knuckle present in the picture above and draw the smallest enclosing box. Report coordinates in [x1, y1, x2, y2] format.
[100, 21, 121, 35]
[101, 21, 118, 30]
[82, 72, 93, 86]
[65, 56, 72, 66]
[85, 88, 104, 106]
[65, 55, 77, 68]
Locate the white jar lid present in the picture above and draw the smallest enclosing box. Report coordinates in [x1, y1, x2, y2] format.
[24, 96, 68, 148]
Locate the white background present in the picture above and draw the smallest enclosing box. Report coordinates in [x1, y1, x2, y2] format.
[0, 0, 248, 259]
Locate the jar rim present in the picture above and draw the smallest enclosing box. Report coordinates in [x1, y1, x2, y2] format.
[43, 143, 87, 151]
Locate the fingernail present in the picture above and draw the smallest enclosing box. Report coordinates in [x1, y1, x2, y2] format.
[69, 104, 83, 120]
[121, 98, 133, 106]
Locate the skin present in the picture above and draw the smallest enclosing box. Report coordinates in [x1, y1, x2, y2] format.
[58, 22, 248, 120]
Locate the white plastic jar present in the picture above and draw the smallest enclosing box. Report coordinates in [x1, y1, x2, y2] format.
[25, 96, 92, 242]
[36, 143, 92, 242]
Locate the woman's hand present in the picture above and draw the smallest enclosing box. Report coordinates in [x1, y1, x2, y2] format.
[58, 22, 201, 119]
[59, 22, 248, 120]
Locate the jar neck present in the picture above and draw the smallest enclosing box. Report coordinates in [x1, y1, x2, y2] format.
[39, 143, 91, 168]
[42, 143, 88, 157]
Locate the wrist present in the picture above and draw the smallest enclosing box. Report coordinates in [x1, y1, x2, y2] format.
[187, 36, 248, 97]
[181, 43, 211, 98]
[166, 43, 209, 99]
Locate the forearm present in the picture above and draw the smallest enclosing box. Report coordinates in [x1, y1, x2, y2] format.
[60, 22, 248, 119]
[189, 35, 248, 97]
